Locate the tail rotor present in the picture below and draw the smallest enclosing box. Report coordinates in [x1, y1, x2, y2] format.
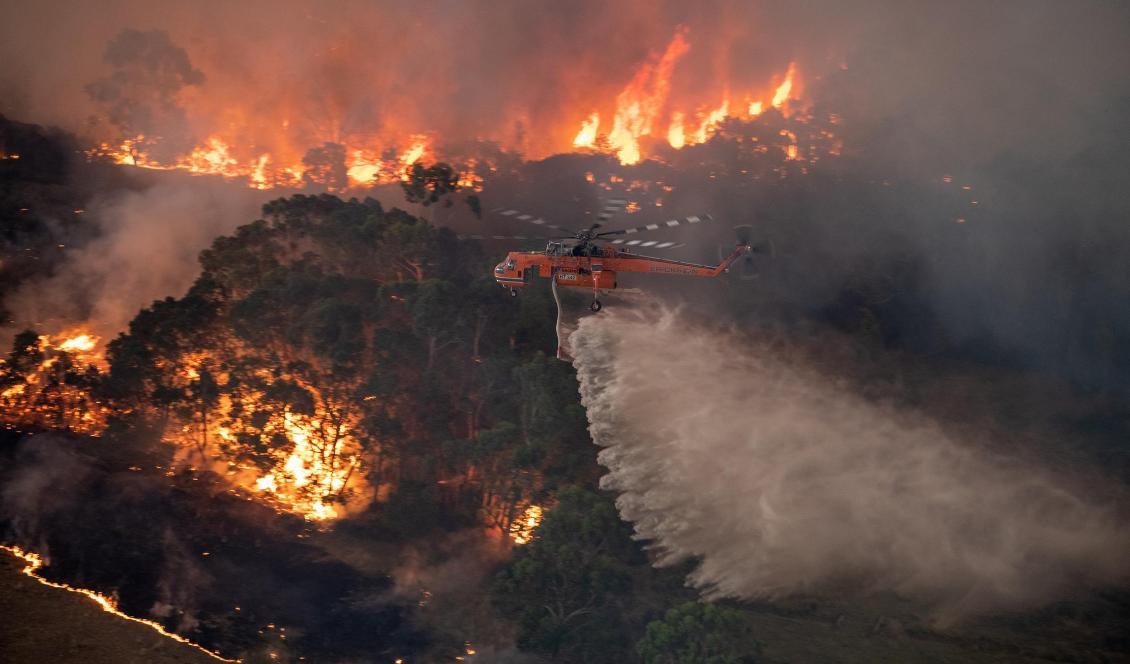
[725, 225, 773, 280]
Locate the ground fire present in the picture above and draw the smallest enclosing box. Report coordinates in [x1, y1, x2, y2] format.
[1, 544, 236, 662]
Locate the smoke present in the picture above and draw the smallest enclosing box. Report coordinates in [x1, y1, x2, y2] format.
[384, 530, 517, 655]
[572, 306, 1130, 621]
[0, 434, 95, 546]
[150, 527, 213, 633]
[5, 180, 264, 341]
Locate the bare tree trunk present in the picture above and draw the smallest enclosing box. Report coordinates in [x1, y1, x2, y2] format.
[472, 313, 487, 360]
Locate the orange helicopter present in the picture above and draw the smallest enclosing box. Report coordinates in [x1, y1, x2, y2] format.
[468, 201, 758, 358]
[482, 203, 752, 311]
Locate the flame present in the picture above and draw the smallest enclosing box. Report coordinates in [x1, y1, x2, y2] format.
[399, 138, 429, 169]
[780, 129, 800, 160]
[509, 504, 543, 545]
[606, 27, 691, 165]
[667, 112, 686, 149]
[573, 112, 600, 148]
[346, 149, 381, 187]
[47, 329, 104, 369]
[569, 27, 805, 163]
[455, 158, 484, 191]
[252, 409, 360, 521]
[249, 154, 271, 190]
[692, 98, 730, 144]
[183, 137, 240, 177]
[0, 328, 107, 433]
[771, 62, 797, 109]
[86, 128, 439, 191]
[58, 333, 97, 354]
[0, 544, 238, 662]
[0, 326, 374, 521]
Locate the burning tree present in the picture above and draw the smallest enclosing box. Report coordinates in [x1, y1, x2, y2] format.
[88, 193, 574, 528]
[0, 330, 106, 433]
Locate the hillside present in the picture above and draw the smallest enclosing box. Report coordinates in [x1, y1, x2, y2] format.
[0, 547, 222, 664]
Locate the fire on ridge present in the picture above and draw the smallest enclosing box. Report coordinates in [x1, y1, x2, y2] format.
[80, 28, 814, 190]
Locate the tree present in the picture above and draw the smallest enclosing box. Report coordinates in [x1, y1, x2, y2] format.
[400, 162, 481, 223]
[402, 162, 459, 209]
[0, 329, 43, 391]
[410, 279, 466, 370]
[637, 602, 761, 664]
[303, 142, 348, 191]
[493, 487, 643, 662]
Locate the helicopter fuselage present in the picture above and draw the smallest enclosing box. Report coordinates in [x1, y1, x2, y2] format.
[493, 242, 749, 302]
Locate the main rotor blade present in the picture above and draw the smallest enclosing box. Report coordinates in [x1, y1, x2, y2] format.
[607, 239, 686, 250]
[459, 234, 560, 241]
[596, 213, 713, 237]
[493, 207, 578, 235]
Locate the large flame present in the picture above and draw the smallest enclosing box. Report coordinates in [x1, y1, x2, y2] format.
[569, 29, 806, 164]
[605, 27, 691, 165]
[572, 112, 600, 148]
[252, 410, 360, 521]
[770, 62, 797, 110]
[168, 349, 370, 522]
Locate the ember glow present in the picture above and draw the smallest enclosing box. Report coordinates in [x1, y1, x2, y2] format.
[0, 544, 237, 662]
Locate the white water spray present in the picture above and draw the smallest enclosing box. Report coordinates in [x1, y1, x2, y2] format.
[571, 306, 1129, 619]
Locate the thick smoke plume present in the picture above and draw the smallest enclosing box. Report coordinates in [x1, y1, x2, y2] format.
[572, 306, 1130, 621]
[6, 181, 263, 340]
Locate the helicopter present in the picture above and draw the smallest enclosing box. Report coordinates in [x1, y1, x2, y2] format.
[465, 201, 760, 359]
[482, 203, 753, 312]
